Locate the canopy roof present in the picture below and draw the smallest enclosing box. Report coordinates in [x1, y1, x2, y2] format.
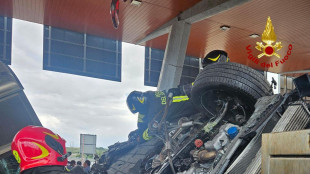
[0, 0, 309, 75]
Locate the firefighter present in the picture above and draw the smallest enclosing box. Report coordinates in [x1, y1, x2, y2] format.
[11, 126, 70, 174]
[126, 90, 196, 141]
[126, 50, 229, 141]
[202, 50, 229, 66]
[179, 50, 229, 97]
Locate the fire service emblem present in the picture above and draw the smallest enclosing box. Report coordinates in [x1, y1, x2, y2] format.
[246, 17, 293, 68]
[255, 16, 282, 58]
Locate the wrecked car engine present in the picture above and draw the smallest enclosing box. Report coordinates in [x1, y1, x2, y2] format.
[91, 62, 310, 174]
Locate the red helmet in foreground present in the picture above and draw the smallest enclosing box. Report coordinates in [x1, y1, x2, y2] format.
[11, 126, 67, 173]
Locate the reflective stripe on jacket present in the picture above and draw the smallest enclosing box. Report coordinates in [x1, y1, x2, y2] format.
[172, 95, 189, 102]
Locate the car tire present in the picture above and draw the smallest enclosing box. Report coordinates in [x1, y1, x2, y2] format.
[191, 62, 272, 114]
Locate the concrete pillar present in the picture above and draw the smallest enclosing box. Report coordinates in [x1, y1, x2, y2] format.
[277, 73, 281, 94]
[157, 21, 191, 91]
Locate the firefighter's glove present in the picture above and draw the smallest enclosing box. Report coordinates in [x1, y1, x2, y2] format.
[167, 87, 181, 96]
[142, 128, 152, 141]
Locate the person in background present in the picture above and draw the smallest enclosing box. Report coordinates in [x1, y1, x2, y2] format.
[179, 50, 229, 97]
[77, 161, 82, 166]
[67, 160, 76, 170]
[70, 160, 84, 174]
[83, 160, 91, 173]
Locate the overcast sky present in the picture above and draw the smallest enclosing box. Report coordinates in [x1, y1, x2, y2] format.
[10, 19, 155, 148]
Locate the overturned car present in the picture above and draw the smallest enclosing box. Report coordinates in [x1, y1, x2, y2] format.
[92, 62, 310, 174]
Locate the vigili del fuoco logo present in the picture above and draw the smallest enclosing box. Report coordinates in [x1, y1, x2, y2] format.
[246, 17, 293, 68]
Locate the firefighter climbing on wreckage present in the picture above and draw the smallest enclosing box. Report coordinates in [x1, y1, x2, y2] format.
[127, 50, 230, 142]
[98, 50, 230, 169]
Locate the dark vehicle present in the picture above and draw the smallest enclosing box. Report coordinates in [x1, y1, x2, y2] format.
[0, 62, 41, 174]
[92, 62, 310, 174]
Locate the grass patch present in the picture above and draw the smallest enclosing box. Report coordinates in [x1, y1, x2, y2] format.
[66, 147, 108, 157]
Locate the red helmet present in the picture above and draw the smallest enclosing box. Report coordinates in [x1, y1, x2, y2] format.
[11, 126, 67, 172]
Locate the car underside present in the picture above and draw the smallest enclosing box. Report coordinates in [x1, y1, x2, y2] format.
[92, 63, 310, 174]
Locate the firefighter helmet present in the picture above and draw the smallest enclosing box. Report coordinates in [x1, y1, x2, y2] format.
[126, 91, 146, 114]
[11, 126, 67, 172]
[202, 50, 229, 68]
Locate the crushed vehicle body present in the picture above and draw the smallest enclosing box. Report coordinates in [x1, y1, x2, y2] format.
[0, 62, 41, 173]
[91, 62, 310, 174]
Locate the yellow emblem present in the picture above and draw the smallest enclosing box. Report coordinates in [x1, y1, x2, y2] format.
[44, 132, 59, 140]
[208, 54, 220, 61]
[137, 97, 144, 104]
[256, 16, 282, 58]
[31, 142, 49, 159]
[13, 150, 21, 163]
[132, 104, 136, 111]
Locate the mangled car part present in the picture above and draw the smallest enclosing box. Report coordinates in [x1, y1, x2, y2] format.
[230, 101, 310, 174]
[101, 62, 274, 174]
[98, 63, 309, 174]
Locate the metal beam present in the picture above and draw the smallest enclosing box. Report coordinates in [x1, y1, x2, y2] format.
[181, 0, 251, 24]
[0, 143, 11, 155]
[137, 19, 176, 44]
[279, 69, 310, 75]
[157, 21, 191, 90]
[137, 0, 252, 44]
